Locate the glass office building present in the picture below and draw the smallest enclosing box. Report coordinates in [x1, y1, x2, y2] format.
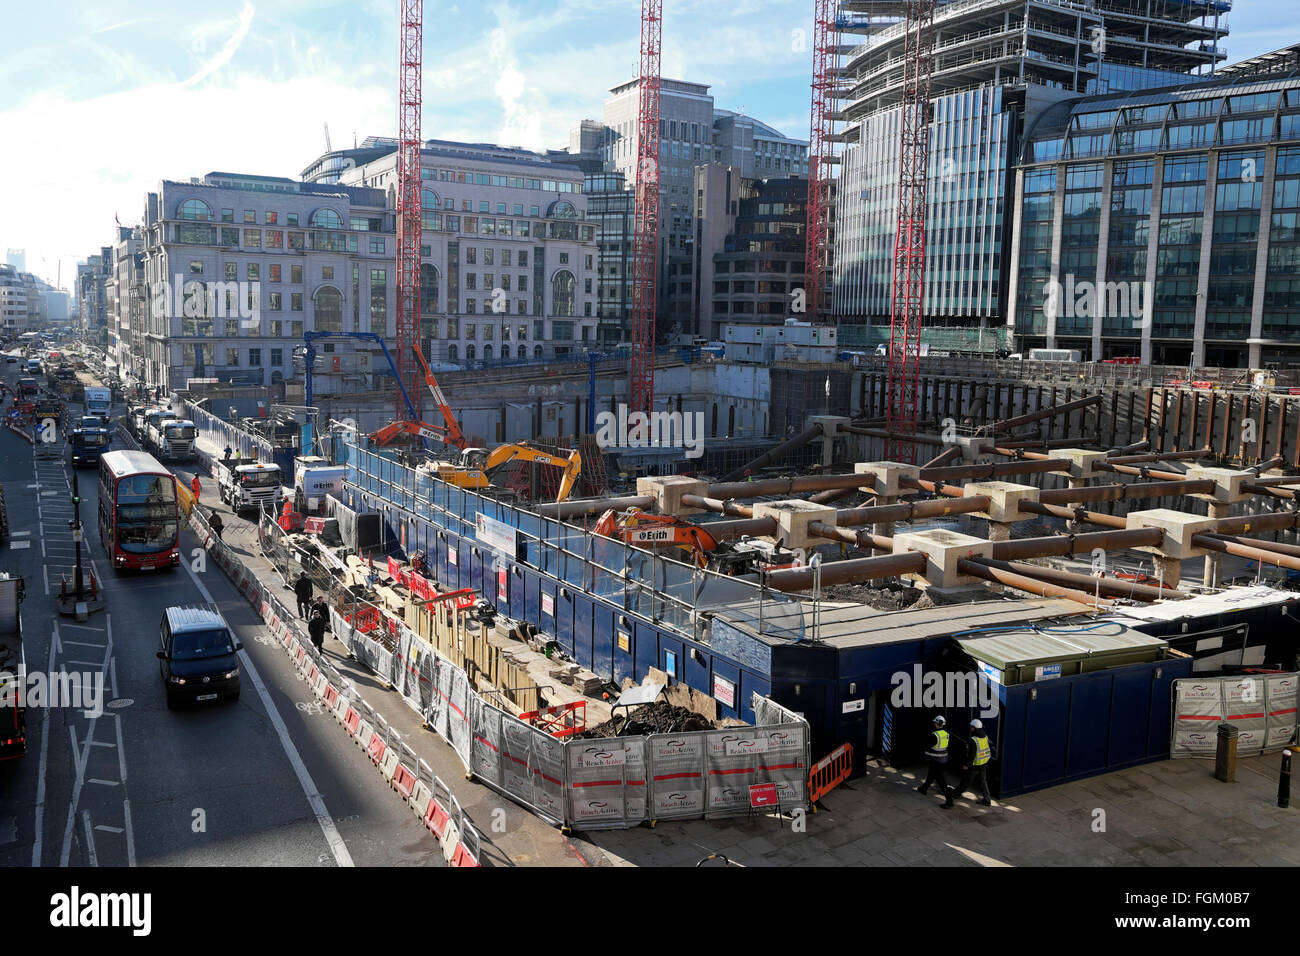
[832, 0, 1230, 342]
[1011, 67, 1300, 368]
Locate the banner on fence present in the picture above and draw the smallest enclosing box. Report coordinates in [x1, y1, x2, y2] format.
[1172, 673, 1300, 757]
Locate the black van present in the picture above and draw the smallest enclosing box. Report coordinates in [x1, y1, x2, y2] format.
[158, 605, 242, 708]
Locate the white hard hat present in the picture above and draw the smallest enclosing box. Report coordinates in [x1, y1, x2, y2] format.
[932, 715, 946, 726]
[970, 719, 983, 730]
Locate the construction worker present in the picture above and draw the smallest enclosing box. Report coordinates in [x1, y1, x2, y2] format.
[960, 719, 994, 806]
[916, 715, 955, 808]
[190, 474, 202, 502]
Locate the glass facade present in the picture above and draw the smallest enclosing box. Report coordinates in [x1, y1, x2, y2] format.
[1013, 78, 1300, 367]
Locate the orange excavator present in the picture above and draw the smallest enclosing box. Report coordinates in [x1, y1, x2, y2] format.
[593, 508, 801, 575]
[368, 346, 468, 451]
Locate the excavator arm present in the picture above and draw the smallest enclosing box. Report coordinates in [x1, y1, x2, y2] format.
[481, 443, 583, 502]
[368, 419, 453, 447]
[593, 510, 721, 568]
[411, 346, 467, 451]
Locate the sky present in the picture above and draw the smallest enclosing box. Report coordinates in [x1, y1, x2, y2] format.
[1, 0, 1297, 292]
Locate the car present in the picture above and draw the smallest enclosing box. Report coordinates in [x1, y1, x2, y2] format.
[5, 357, 15, 364]
[157, 605, 242, 708]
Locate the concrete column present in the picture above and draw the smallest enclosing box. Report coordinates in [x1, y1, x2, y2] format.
[874, 495, 897, 557]
[1249, 146, 1277, 369]
[1141, 158, 1164, 365]
[1151, 555, 1181, 589]
[1192, 152, 1219, 368]
[1203, 501, 1231, 588]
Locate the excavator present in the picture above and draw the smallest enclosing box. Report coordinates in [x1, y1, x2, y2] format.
[591, 508, 795, 575]
[367, 346, 469, 452]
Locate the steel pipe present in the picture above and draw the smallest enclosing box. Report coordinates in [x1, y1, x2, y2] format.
[958, 558, 1113, 607]
[1037, 479, 1216, 505]
[763, 550, 928, 591]
[988, 393, 1101, 432]
[717, 423, 826, 483]
[989, 527, 1164, 561]
[980, 558, 1182, 602]
[536, 494, 654, 519]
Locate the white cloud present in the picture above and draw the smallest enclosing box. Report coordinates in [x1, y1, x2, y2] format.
[183, 2, 257, 87]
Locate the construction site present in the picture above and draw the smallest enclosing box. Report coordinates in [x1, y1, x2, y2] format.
[178, 0, 1300, 831]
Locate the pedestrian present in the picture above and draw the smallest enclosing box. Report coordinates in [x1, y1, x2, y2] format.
[916, 715, 956, 809]
[311, 596, 331, 633]
[959, 719, 994, 806]
[308, 609, 326, 654]
[294, 571, 313, 620]
[223, 445, 233, 461]
[209, 511, 224, 542]
[190, 474, 202, 502]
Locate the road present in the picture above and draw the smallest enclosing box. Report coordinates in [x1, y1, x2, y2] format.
[0, 353, 441, 866]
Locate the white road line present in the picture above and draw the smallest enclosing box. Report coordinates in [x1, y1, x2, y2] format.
[87, 779, 119, 787]
[122, 799, 136, 867]
[81, 812, 98, 867]
[11, 530, 30, 537]
[62, 641, 106, 649]
[31, 630, 55, 867]
[181, 560, 354, 867]
[41, 565, 48, 596]
[89, 740, 116, 748]
[64, 660, 103, 668]
[94, 825, 124, 834]
[9, 541, 30, 550]
[62, 623, 105, 632]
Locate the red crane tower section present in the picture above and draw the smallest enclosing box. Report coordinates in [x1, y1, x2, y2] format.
[629, 0, 663, 417]
[805, 0, 838, 324]
[396, 0, 424, 421]
[885, 0, 936, 464]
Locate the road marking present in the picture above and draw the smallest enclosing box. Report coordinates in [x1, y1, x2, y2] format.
[31, 628, 55, 867]
[94, 825, 124, 834]
[81, 812, 98, 867]
[62, 623, 105, 632]
[42, 565, 48, 596]
[122, 798, 136, 867]
[181, 560, 354, 867]
[11, 530, 30, 537]
[64, 659, 104, 668]
[9, 541, 29, 550]
[88, 779, 119, 787]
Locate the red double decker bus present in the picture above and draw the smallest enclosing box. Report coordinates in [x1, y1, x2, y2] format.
[98, 450, 181, 571]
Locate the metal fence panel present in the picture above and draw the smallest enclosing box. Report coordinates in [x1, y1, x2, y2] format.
[648, 733, 707, 821]
[1172, 674, 1300, 757]
[470, 697, 504, 790]
[432, 656, 452, 738]
[448, 668, 473, 768]
[566, 738, 647, 830]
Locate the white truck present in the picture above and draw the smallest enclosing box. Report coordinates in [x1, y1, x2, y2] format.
[292, 456, 345, 515]
[214, 457, 284, 513]
[150, 419, 196, 462]
[84, 386, 111, 421]
[141, 408, 178, 455]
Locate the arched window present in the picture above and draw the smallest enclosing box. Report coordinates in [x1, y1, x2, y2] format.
[466, 344, 476, 362]
[548, 200, 577, 219]
[177, 199, 211, 221]
[517, 345, 527, 360]
[420, 264, 439, 315]
[534, 345, 543, 359]
[421, 189, 439, 229]
[311, 208, 343, 229]
[314, 286, 343, 333]
[483, 344, 493, 362]
[551, 270, 575, 317]
[448, 344, 458, 363]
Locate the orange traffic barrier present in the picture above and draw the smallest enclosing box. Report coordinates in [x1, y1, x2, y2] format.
[809, 742, 853, 804]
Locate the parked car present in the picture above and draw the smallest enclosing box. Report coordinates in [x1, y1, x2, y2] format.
[157, 605, 242, 708]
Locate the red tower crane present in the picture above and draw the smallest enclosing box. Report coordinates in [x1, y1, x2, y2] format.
[629, 0, 663, 417]
[395, 0, 423, 422]
[885, 0, 936, 464]
[805, 0, 839, 324]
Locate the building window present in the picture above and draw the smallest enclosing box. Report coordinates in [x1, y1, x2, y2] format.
[189, 260, 203, 275]
[314, 286, 343, 332]
[244, 229, 261, 247]
[249, 348, 262, 366]
[369, 237, 385, 255]
[271, 348, 283, 366]
[311, 208, 343, 228]
[226, 348, 240, 366]
[291, 293, 303, 311]
[559, 253, 569, 265]
[225, 263, 237, 280]
[370, 268, 387, 329]
[266, 230, 283, 249]
[178, 200, 212, 221]
[221, 208, 234, 223]
[269, 292, 282, 311]
[287, 213, 299, 226]
[551, 270, 575, 316]
[291, 265, 303, 283]
[270, 264, 281, 282]
[448, 344, 458, 363]
[466, 345, 476, 362]
[420, 263, 440, 321]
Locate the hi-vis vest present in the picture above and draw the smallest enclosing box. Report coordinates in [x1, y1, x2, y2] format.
[927, 729, 949, 760]
[972, 734, 992, 766]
